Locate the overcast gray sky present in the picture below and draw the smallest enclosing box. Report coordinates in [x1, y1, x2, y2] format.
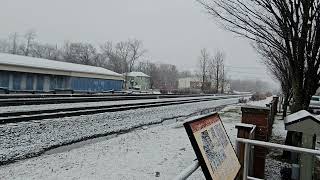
[0, 0, 275, 83]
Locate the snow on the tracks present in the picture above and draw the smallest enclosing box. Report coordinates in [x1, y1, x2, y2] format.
[0, 98, 239, 164]
[0, 97, 287, 180]
[0, 99, 246, 180]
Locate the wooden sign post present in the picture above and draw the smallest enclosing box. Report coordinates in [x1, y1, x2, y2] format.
[184, 112, 240, 180]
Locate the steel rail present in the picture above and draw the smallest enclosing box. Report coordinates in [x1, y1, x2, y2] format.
[0, 96, 234, 118]
[0, 94, 246, 106]
[0, 93, 218, 99]
[0, 96, 241, 124]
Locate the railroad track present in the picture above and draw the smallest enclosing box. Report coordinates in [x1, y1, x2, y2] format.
[0, 94, 235, 106]
[0, 93, 214, 99]
[0, 95, 156, 106]
[0, 95, 245, 124]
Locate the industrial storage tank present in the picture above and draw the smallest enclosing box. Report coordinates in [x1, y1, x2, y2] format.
[0, 53, 124, 93]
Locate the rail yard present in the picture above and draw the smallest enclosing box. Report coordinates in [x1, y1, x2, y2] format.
[0, 93, 248, 166]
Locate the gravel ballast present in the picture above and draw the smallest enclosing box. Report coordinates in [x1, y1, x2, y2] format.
[0, 98, 239, 164]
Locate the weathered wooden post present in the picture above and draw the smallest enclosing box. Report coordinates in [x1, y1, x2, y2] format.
[284, 110, 320, 180]
[241, 105, 270, 179]
[272, 96, 279, 113]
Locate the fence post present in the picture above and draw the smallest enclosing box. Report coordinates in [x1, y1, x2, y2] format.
[241, 106, 270, 179]
[272, 96, 279, 113]
[236, 123, 256, 179]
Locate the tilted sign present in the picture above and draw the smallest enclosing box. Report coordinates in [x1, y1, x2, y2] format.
[184, 112, 240, 180]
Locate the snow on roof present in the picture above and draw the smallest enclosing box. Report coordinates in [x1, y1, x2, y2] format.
[284, 110, 319, 125]
[124, 71, 150, 77]
[241, 105, 270, 110]
[0, 53, 123, 78]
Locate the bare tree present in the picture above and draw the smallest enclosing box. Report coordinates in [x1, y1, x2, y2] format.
[61, 41, 72, 62]
[31, 43, 47, 58]
[257, 43, 292, 118]
[196, 0, 320, 112]
[135, 61, 179, 91]
[136, 60, 153, 75]
[135, 60, 160, 89]
[220, 64, 226, 93]
[115, 41, 131, 73]
[101, 39, 145, 73]
[0, 39, 10, 53]
[100, 39, 146, 89]
[100, 41, 123, 73]
[156, 63, 178, 91]
[197, 0, 320, 159]
[23, 30, 36, 56]
[61, 42, 98, 66]
[31, 43, 61, 60]
[78, 43, 98, 65]
[9, 32, 19, 54]
[128, 39, 146, 72]
[198, 48, 211, 92]
[120, 39, 146, 89]
[212, 51, 225, 93]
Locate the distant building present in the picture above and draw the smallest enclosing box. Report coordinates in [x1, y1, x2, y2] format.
[178, 77, 202, 89]
[178, 76, 231, 93]
[124, 71, 150, 90]
[0, 53, 123, 93]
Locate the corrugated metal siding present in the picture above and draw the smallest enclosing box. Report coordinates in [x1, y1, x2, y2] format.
[56, 76, 64, 89]
[12, 72, 21, 90]
[0, 71, 9, 88]
[0, 70, 123, 92]
[49, 75, 55, 90]
[71, 77, 123, 92]
[36, 75, 44, 91]
[48, 75, 65, 90]
[26, 74, 34, 90]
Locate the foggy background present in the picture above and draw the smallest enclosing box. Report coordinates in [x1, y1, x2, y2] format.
[0, 0, 274, 84]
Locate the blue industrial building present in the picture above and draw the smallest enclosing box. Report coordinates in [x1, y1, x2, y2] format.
[0, 53, 124, 93]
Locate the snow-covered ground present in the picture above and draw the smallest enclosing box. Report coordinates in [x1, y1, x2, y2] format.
[0, 98, 240, 165]
[0, 100, 244, 180]
[0, 97, 287, 180]
[265, 116, 290, 180]
[0, 122, 205, 180]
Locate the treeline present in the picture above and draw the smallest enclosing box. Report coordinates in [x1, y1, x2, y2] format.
[197, 48, 227, 93]
[0, 30, 273, 93]
[136, 61, 178, 91]
[230, 79, 274, 93]
[0, 30, 178, 91]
